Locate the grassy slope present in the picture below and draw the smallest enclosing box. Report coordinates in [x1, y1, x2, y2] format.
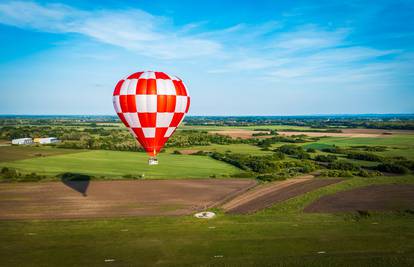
[0, 149, 240, 179]
[166, 143, 273, 155]
[0, 176, 413, 267]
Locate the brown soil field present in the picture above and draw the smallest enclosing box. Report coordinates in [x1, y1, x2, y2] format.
[0, 179, 256, 220]
[304, 184, 414, 213]
[223, 177, 343, 214]
[178, 149, 200, 155]
[209, 130, 262, 139]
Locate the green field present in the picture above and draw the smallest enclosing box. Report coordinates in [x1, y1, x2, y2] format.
[0, 148, 240, 179]
[166, 143, 273, 155]
[1, 176, 413, 267]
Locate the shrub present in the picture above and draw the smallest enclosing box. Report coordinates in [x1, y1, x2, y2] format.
[347, 151, 383, 162]
[319, 170, 354, 177]
[306, 148, 316, 153]
[375, 163, 409, 174]
[315, 154, 337, 162]
[329, 161, 360, 171]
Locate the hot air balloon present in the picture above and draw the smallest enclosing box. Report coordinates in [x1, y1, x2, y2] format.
[113, 71, 190, 165]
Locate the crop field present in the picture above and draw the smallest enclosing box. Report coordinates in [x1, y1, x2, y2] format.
[1, 176, 413, 267]
[0, 148, 240, 179]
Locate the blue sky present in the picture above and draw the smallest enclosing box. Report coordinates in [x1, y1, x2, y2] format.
[0, 0, 413, 115]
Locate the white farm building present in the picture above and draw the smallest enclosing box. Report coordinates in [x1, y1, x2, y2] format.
[12, 138, 33, 145]
[34, 137, 60, 144]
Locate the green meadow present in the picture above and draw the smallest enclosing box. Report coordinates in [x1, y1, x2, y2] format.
[0, 148, 239, 179]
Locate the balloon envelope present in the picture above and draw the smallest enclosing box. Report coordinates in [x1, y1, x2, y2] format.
[113, 71, 190, 157]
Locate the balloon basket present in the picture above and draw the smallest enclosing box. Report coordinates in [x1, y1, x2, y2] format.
[148, 157, 158, 165]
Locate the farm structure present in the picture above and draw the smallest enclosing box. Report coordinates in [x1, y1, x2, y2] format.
[11, 138, 33, 145]
[33, 137, 60, 144]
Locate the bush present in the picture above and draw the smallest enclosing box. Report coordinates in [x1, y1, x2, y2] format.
[347, 151, 383, 162]
[375, 163, 409, 174]
[306, 148, 316, 153]
[357, 170, 382, 177]
[319, 170, 354, 177]
[329, 161, 360, 171]
[315, 154, 337, 162]
[321, 146, 346, 154]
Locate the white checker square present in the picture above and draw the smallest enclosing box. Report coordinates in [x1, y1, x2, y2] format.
[175, 96, 188, 112]
[125, 113, 141, 128]
[142, 127, 156, 138]
[140, 71, 156, 79]
[156, 113, 174, 127]
[156, 79, 176, 95]
[119, 79, 130, 95]
[136, 95, 157, 112]
[112, 96, 121, 113]
[126, 79, 138, 95]
[164, 127, 176, 137]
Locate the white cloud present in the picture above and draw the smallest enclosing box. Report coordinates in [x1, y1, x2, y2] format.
[0, 1, 221, 59]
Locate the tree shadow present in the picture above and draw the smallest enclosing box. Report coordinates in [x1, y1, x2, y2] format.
[59, 173, 91, 197]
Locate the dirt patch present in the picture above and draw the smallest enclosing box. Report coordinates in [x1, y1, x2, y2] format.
[304, 184, 414, 213]
[0, 179, 257, 220]
[209, 130, 260, 139]
[179, 149, 200, 155]
[223, 178, 343, 214]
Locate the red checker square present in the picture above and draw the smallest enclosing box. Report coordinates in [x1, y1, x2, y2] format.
[155, 72, 170, 79]
[117, 113, 129, 127]
[170, 113, 184, 127]
[173, 80, 185, 96]
[113, 80, 124, 96]
[157, 95, 176, 112]
[137, 79, 157, 95]
[127, 72, 143, 79]
[119, 95, 129, 112]
[138, 113, 157, 127]
[155, 128, 168, 141]
[126, 95, 137, 112]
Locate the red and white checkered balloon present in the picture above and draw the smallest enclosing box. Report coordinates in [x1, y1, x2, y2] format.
[113, 71, 190, 157]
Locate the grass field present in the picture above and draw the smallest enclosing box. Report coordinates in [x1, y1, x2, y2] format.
[0, 149, 240, 179]
[166, 143, 273, 155]
[1, 175, 413, 267]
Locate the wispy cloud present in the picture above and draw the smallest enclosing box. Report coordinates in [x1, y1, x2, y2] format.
[0, 1, 221, 59]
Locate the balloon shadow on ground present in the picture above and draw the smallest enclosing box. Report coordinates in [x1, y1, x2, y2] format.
[59, 173, 91, 197]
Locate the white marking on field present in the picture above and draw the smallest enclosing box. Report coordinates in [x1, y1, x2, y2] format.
[104, 259, 115, 262]
[194, 211, 216, 219]
[214, 255, 224, 258]
[317, 251, 326, 254]
[208, 226, 216, 229]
